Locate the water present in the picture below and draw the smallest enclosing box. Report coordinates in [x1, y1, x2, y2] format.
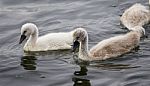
[0, 0, 150, 86]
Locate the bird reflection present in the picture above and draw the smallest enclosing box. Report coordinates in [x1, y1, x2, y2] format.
[20, 56, 37, 70]
[74, 66, 88, 76]
[72, 77, 91, 86]
[72, 66, 91, 86]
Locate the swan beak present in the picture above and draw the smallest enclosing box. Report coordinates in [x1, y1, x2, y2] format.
[72, 40, 80, 52]
[19, 35, 26, 44]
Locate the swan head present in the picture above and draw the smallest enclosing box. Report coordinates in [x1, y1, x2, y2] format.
[19, 23, 38, 44]
[72, 28, 87, 52]
[130, 26, 145, 37]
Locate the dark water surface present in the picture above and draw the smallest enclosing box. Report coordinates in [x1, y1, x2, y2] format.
[0, 0, 150, 86]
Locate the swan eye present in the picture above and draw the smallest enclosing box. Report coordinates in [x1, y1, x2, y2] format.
[76, 37, 79, 40]
[23, 31, 27, 34]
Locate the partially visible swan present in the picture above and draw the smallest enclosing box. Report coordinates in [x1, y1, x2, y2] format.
[120, 3, 150, 30]
[72, 27, 145, 61]
[19, 23, 74, 51]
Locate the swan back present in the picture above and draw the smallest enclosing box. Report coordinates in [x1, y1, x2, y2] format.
[89, 30, 141, 60]
[120, 3, 150, 29]
[89, 26, 144, 60]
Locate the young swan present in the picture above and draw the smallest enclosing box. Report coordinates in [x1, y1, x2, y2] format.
[72, 27, 145, 61]
[120, 3, 150, 30]
[19, 23, 74, 51]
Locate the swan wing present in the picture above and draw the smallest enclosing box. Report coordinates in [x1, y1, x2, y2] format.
[89, 32, 140, 60]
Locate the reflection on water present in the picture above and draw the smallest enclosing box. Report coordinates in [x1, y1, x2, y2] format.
[72, 66, 91, 86]
[21, 56, 37, 70]
[74, 66, 88, 76]
[90, 62, 140, 71]
[0, 0, 150, 85]
[24, 49, 71, 56]
[72, 77, 91, 86]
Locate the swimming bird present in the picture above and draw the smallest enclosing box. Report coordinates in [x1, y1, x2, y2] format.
[120, 3, 150, 30]
[19, 23, 74, 51]
[72, 27, 145, 61]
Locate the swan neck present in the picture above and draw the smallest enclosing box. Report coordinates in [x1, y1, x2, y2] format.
[79, 35, 91, 61]
[26, 28, 38, 47]
[31, 34, 38, 45]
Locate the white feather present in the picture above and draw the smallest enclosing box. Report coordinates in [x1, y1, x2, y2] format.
[20, 23, 74, 51]
[120, 3, 150, 30]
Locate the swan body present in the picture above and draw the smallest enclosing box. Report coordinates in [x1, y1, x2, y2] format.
[120, 3, 150, 30]
[19, 23, 74, 51]
[72, 27, 145, 61]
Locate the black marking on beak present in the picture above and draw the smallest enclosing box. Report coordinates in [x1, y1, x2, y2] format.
[19, 34, 26, 44]
[72, 40, 80, 52]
